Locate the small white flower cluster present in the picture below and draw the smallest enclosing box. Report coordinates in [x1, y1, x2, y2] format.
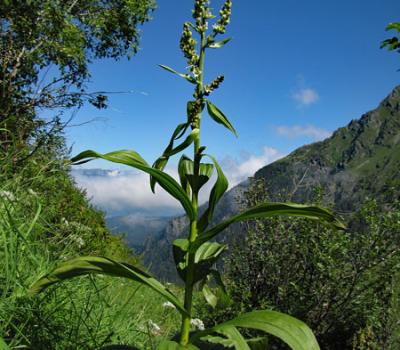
[0, 190, 15, 201]
[148, 320, 161, 336]
[69, 234, 85, 248]
[190, 318, 205, 331]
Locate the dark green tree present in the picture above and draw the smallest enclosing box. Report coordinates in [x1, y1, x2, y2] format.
[0, 0, 155, 158]
[381, 23, 400, 58]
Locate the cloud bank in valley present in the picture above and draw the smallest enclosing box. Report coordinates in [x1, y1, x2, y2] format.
[72, 146, 284, 216]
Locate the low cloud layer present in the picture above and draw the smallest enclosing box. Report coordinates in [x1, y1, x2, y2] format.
[72, 146, 284, 216]
[276, 125, 331, 141]
[220, 147, 285, 187]
[292, 88, 319, 106]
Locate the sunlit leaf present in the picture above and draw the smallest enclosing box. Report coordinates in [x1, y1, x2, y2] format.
[151, 126, 197, 192]
[0, 338, 10, 350]
[71, 149, 195, 220]
[193, 310, 320, 350]
[201, 269, 231, 309]
[173, 240, 226, 283]
[201, 325, 250, 350]
[206, 100, 237, 137]
[29, 256, 188, 317]
[159, 64, 197, 84]
[202, 281, 218, 308]
[198, 154, 228, 233]
[208, 37, 232, 49]
[178, 155, 192, 196]
[385, 22, 400, 32]
[195, 202, 346, 249]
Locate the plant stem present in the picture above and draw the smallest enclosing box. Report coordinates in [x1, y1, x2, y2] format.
[180, 27, 206, 347]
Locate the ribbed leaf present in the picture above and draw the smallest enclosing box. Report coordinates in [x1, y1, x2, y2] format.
[151, 125, 196, 192]
[157, 340, 199, 350]
[194, 310, 320, 350]
[202, 326, 250, 350]
[206, 100, 237, 137]
[71, 150, 195, 221]
[159, 64, 197, 84]
[198, 155, 228, 233]
[386, 22, 400, 32]
[208, 37, 232, 49]
[202, 281, 218, 308]
[178, 156, 214, 193]
[173, 240, 226, 283]
[29, 256, 188, 317]
[178, 155, 192, 196]
[195, 202, 346, 249]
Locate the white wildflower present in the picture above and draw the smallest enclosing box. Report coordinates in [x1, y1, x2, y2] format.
[190, 318, 205, 331]
[0, 190, 15, 201]
[75, 236, 85, 248]
[148, 320, 161, 336]
[162, 301, 176, 309]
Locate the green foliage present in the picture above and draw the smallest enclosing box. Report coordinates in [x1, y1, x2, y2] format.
[205, 178, 400, 349]
[381, 22, 400, 54]
[0, 0, 155, 160]
[30, 1, 345, 349]
[0, 138, 185, 349]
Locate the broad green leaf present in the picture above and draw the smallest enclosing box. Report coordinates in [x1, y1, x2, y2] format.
[202, 326, 250, 350]
[71, 150, 195, 221]
[0, 337, 10, 350]
[29, 256, 188, 317]
[166, 128, 199, 158]
[206, 100, 237, 137]
[159, 64, 197, 84]
[173, 240, 226, 283]
[178, 156, 214, 193]
[202, 282, 218, 308]
[386, 22, 400, 32]
[208, 37, 232, 49]
[157, 340, 199, 350]
[198, 155, 228, 233]
[151, 126, 196, 192]
[195, 202, 346, 249]
[194, 310, 320, 350]
[178, 155, 192, 196]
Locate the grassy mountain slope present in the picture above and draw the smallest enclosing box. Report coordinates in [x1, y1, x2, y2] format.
[143, 85, 400, 281]
[256, 85, 400, 211]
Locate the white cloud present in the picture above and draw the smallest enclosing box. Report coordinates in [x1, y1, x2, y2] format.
[72, 146, 285, 216]
[220, 147, 285, 188]
[72, 168, 182, 216]
[276, 125, 331, 141]
[292, 88, 319, 106]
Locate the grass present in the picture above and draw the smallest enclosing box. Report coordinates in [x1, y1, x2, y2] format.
[0, 158, 183, 349]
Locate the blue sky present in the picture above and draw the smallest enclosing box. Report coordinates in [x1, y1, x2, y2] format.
[68, 0, 400, 216]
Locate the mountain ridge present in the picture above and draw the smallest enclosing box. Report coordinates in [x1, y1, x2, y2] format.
[143, 85, 400, 281]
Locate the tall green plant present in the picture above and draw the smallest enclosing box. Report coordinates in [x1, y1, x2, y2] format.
[30, 1, 345, 349]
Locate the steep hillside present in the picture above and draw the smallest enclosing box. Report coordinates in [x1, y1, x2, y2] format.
[143, 86, 400, 281]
